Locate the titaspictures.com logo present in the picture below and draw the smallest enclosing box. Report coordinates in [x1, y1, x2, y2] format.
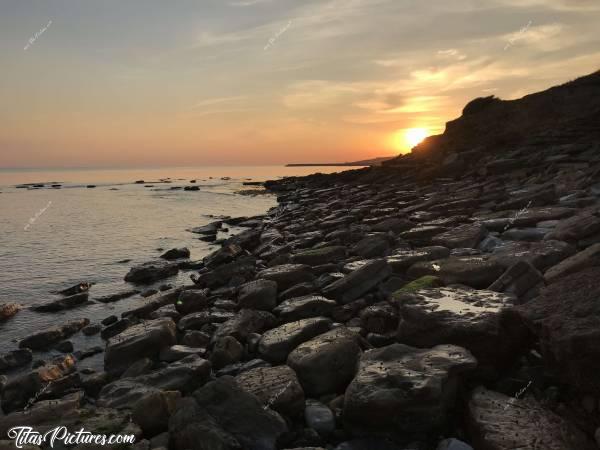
[7, 426, 136, 448]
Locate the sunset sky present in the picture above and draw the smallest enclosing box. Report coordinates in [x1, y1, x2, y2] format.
[1, 0, 599, 168]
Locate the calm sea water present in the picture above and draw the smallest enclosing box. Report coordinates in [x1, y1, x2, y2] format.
[0, 166, 349, 371]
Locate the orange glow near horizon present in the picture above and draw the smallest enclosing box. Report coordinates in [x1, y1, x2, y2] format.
[391, 128, 429, 153]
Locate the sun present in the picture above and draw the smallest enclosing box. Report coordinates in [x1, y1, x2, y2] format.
[404, 128, 429, 148]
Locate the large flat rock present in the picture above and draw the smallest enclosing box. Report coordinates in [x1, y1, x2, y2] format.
[322, 259, 391, 304]
[468, 386, 595, 450]
[407, 256, 504, 289]
[344, 343, 476, 436]
[396, 287, 528, 369]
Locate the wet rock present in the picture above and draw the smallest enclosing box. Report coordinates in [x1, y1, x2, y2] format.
[203, 243, 244, 269]
[396, 287, 528, 369]
[344, 344, 476, 436]
[0, 303, 20, 321]
[237, 279, 278, 311]
[279, 282, 316, 301]
[96, 289, 139, 303]
[122, 357, 154, 378]
[323, 259, 391, 304]
[101, 317, 131, 340]
[19, 318, 90, 350]
[517, 268, 600, 394]
[149, 304, 181, 321]
[160, 247, 190, 260]
[352, 236, 390, 258]
[55, 282, 91, 296]
[305, 399, 335, 435]
[431, 223, 486, 249]
[215, 358, 271, 378]
[101, 315, 118, 325]
[273, 295, 337, 322]
[288, 327, 361, 396]
[105, 318, 177, 375]
[178, 309, 234, 331]
[491, 239, 575, 271]
[160, 345, 206, 362]
[258, 264, 316, 291]
[55, 340, 74, 353]
[210, 336, 244, 369]
[31, 291, 89, 312]
[194, 256, 256, 288]
[292, 246, 347, 266]
[488, 260, 544, 300]
[188, 221, 222, 235]
[386, 246, 450, 273]
[399, 225, 447, 245]
[544, 242, 600, 283]
[1, 355, 76, 412]
[125, 261, 179, 284]
[436, 438, 473, 450]
[235, 365, 305, 417]
[99, 355, 211, 408]
[213, 309, 276, 343]
[360, 302, 398, 334]
[132, 390, 181, 437]
[544, 212, 600, 243]
[0, 348, 32, 373]
[181, 330, 211, 347]
[258, 317, 332, 363]
[408, 256, 504, 289]
[82, 323, 102, 336]
[175, 289, 209, 315]
[468, 386, 595, 450]
[188, 377, 288, 450]
[371, 217, 414, 233]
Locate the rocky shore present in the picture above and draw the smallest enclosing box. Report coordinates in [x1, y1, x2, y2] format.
[1, 71, 600, 449]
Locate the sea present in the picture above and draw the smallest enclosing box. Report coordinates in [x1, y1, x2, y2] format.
[0, 166, 349, 372]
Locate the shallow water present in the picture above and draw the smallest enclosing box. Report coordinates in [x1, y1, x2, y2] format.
[0, 165, 351, 373]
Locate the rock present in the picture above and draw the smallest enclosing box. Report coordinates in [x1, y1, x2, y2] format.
[124, 261, 179, 284]
[132, 390, 181, 437]
[360, 302, 398, 334]
[82, 323, 102, 336]
[407, 256, 504, 289]
[436, 438, 473, 450]
[213, 309, 276, 343]
[352, 236, 390, 258]
[386, 246, 450, 273]
[101, 317, 131, 340]
[292, 246, 347, 266]
[181, 330, 211, 348]
[237, 279, 278, 311]
[491, 239, 575, 271]
[468, 386, 595, 450]
[177, 309, 234, 331]
[257, 264, 316, 291]
[344, 344, 476, 435]
[215, 358, 271, 378]
[105, 318, 177, 375]
[0, 303, 20, 321]
[399, 225, 447, 245]
[279, 282, 316, 301]
[31, 292, 89, 312]
[160, 247, 190, 260]
[149, 304, 181, 321]
[19, 318, 89, 350]
[55, 282, 91, 296]
[122, 357, 155, 378]
[258, 317, 332, 363]
[101, 315, 118, 326]
[203, 243, 244, 268]
[194, 256, 256, 288]
[273, 295, 337, 322]
[323, 259, 391, 304]
[210, 336, 244, 369]
[544, 212, 600, 243]
[305, 399, 335, 435]
[99, 355, 211, 409]
[160, 345, 205, 363]
[188, 221, 222, 235]
[189, 377, 288, 450]
[431, 223, 486, 249]
[501, 227, 550, 241]
[235, 365, 305, 417]
[0, 348, 32, 373]
[396, 287, 528, 370]
[371, 217, 414, 233]
[1, 355, 76, 412]
[488, 260, 544, 300]
[288, 327, 361, 396]
[517, 268, 600, 394]
[544, 243, 600, 283]
[175, 289, 209, 315]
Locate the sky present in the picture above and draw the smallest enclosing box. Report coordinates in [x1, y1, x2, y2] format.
[0, 0, 599, 168]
